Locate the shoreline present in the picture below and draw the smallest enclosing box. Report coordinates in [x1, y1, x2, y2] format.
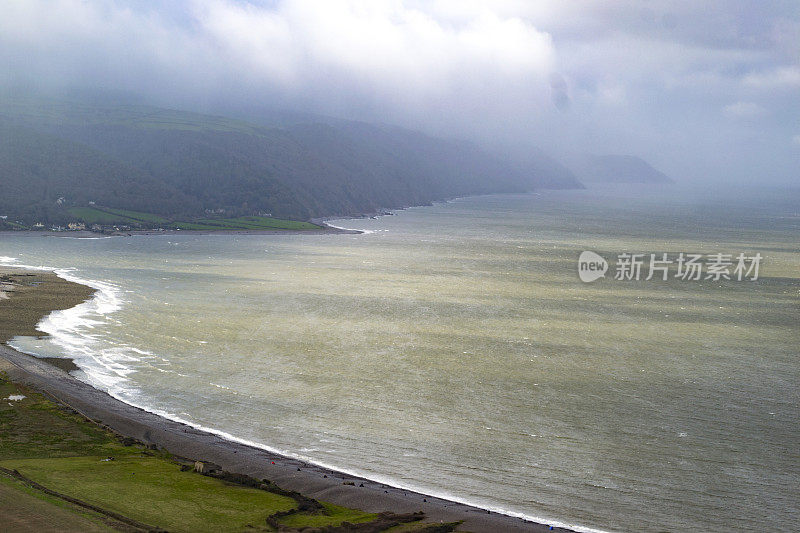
[0, 267, 578, 533]
[0, 191, 558, 239]
[0, 224, 361, 238]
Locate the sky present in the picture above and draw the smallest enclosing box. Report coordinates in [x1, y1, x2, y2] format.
[1, 0, 798, 185]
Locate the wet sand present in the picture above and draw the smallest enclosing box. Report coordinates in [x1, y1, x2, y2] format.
[0, 269, 95, 343]
[0, 268, 573, 532]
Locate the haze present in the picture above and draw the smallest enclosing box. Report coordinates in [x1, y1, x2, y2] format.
[1, 0, 798, 185]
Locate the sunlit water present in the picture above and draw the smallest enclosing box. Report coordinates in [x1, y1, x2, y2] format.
[2, 185, 799, 532]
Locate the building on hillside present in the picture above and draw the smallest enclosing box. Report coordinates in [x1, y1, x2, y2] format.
[67, 222, 86, 231]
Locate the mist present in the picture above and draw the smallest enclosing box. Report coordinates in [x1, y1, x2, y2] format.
[1, 0, 798, 185]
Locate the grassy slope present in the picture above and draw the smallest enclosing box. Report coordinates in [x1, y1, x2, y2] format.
[67, 206, 168, 225]
[93, 207, 169, 224]
[67, 207, 140, 225]
[0, 377, 388, 532]
[4, 456, 299, 531]
[0, 476, 114, 532]
[1, 96, 583, 227]
[66, 207, 321, 231]
[0, 118, 198, 222]
[171, 216, 321, 231]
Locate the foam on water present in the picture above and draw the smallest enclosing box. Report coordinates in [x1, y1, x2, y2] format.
[86, 386, 609, 533]
[0, 255, 609, 533]
[2, 187, 798, 532]
[326, 222, 377, 234]
[1, 256, 142, 395]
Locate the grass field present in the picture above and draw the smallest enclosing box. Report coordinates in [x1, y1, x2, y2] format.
[94, 207, 169, 224]
[66, 207, 321, 232]
[169, 216, 322, 231]
[0, 375, 445, 532]
[0, 220, 28, 230]
[3, 456, 299, 531]
[0, 475, 114, 532]
[66, 207, 144, 225]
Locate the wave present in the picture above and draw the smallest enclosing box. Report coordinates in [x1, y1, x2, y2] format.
[0, 256, 136, 393]
[0, 255, 607, 533]
[325, 222, 376, 235]
[97, 391, 609, 533]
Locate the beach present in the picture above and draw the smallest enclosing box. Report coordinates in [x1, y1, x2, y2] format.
[3, 188, 798, 532]
[0, 267, 570, 532]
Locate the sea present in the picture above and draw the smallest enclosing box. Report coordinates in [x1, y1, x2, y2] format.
[2, 184, 798, 532]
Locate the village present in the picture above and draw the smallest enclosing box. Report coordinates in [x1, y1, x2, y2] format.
[0, 218, 142, 234]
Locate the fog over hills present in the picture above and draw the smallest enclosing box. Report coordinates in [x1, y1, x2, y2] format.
[2, 0, 794, 226]
[570, 154, 673, 184]
[3, 2, 796, 187]
[0, 98, 583, 224]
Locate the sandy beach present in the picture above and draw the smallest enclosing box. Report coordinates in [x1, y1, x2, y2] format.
[0, 268, 573, 532]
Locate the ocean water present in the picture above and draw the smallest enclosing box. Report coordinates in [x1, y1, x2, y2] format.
[2, 185, 799, 532]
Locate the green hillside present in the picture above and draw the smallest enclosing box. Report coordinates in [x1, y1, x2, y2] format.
[0, 118, 199, 225]
[61, 207, 321, 232]
[0, 97, 583, 226]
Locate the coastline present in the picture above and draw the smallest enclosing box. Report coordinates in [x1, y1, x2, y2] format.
[0, 266, 576, 533]
[1, 191, 549, 239]
[0, 224, 361, 239]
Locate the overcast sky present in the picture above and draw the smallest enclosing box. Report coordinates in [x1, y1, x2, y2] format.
[1, 0, 798, 184]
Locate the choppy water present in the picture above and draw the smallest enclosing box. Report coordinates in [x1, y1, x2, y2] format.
[2, 185, 799, 532]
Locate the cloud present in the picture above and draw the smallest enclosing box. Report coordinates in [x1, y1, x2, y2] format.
[0, 0, 798, 185]
[743, 66, 800, 89]
[0, 0, 560, 128]
[793, 135, 800, 146]
[549, 73, 570, 111]
[723, 101, 768, 119]
[196, 1, 557, 82]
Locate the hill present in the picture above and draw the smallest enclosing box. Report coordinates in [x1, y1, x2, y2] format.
[0, 98, 583, 225]
[0, 118, 199, 225]
[571, 154, 672, 183]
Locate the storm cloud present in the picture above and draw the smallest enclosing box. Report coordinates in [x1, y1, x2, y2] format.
[1, 0, 798, 184]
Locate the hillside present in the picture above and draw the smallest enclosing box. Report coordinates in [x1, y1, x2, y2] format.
[571, 154, 672, 183]
[0, 118, 199, 224]
[0, 98, 583, 225]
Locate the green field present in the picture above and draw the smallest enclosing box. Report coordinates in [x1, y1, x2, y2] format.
[3, 456, 299, 531]
[0, 375, 445, 532]
[0, 475, 114, 532]
[66, 207, 321, 232]
[0, 220, 28, 230]
[66, 207, 144, 225]
[169, 216, 322, 231]
[94, 207, 169, 224]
